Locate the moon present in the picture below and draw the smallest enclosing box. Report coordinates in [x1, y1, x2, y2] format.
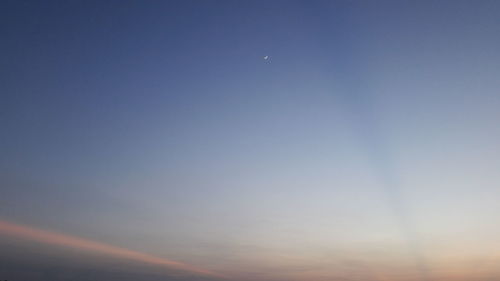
[263, 56, 269, 60]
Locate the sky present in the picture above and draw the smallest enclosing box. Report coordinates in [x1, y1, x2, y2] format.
[2, 1, 500, 281]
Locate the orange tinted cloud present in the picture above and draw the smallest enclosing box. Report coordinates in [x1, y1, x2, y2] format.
[0, 220, 223, 278]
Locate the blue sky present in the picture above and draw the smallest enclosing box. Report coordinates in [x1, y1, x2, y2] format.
[2, 1, 500, 281]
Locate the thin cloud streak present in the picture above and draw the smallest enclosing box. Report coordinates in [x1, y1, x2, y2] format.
[0, 220, 224, 278]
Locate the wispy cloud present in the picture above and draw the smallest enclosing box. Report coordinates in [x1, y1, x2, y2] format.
[0, 220, 224, 279]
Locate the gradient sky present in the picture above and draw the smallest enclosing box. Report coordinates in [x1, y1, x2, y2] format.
[2, 1, 500, 281]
